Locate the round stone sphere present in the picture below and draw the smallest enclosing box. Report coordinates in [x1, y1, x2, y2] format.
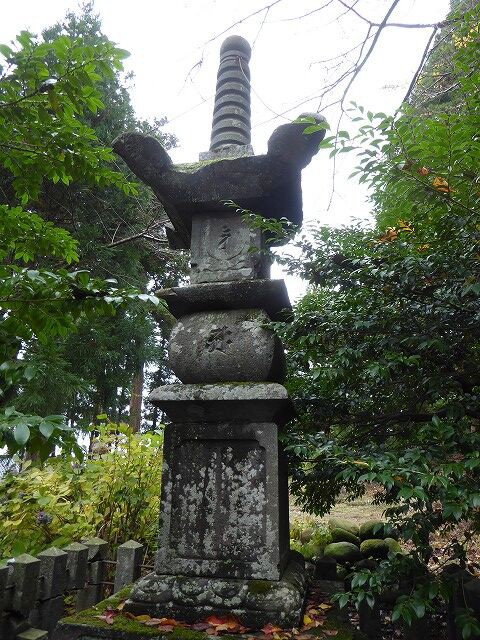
[168, 308, 285, 384]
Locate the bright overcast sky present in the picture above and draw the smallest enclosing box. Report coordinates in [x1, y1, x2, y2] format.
[2, 0, 450, 298]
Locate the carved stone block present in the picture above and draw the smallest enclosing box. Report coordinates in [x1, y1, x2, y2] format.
[155, 419, 289, 581]
[190, 212, 270, 284]
[168, 309, 285, 384]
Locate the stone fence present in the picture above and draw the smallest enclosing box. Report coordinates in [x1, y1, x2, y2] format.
[0, 537, 147, 640]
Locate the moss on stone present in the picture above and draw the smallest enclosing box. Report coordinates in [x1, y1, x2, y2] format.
[359, 520, 385, 540]
[60, 587, 241, 640]
[328, 519, 360, 537]
[247, 579, 273, 595]
[173, 158, 228, 173]
[360, 539, 390, 559]
[330, 527, 361, 546]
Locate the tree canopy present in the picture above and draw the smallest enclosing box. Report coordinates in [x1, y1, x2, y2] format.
[276, 1, 480, 634]
[0, 4, 182, 459]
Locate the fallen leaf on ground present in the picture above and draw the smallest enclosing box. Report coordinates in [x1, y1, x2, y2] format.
[324, 631, 338, 636]
[262, 623, 284, 635]
[156, 624, 175, 633]
[97, 609, 117, 625]
[144, 618, 167, 626]
[192, 622, 211, 631]
[135, 614, 151, 622]
[159, 617, 181, 626]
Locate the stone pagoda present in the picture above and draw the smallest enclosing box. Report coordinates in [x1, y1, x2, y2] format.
[112, 35, 326, 627]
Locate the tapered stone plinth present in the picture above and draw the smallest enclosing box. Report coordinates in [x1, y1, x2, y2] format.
[124, 383, 304, 627]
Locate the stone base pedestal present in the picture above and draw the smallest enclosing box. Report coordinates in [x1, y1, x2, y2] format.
[125, 552, 307, 628]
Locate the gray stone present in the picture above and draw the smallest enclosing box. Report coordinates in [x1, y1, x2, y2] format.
[157, 279, 292, 321]
[0, 613, 29, 640]
[209, 35, 251, 152]
[91, 33, 327, 635]
[126, 552, 306, 628]
[29, 595, 65, 633]
[199, 144, 254, 161]
[114, 541, 144, 593]
[190, 211, 270, 284]
[267, 113, 327, 169]
[315, 556, 338, 580]
[76, 583, 103, 612]
[37, 547, 68, 600]
[168, 309, 285, 383]
[324, 542, 362, 564]
[149, 382, 294, 424]
[112, 108, 326, 251]
[154, 419, 289, 581]
[82, 538, 108, 562]
[65, 542, 89, 590]
[9, 554, 41, 615]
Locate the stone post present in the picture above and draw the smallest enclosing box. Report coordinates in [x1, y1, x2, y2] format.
[65, 542, 88, 591]
[114, 540, 144, 593]
[28, 547, 67, 633]
[105, 34, 327, 630]
[76, 538, 108, 610]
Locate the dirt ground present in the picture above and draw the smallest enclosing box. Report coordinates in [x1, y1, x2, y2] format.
[289, 485, 385, 529]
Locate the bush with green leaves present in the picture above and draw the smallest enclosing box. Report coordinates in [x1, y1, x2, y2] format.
[0, 423, 163, 559]
[0, 20, 166, 451]
[271, 3, 480, 636]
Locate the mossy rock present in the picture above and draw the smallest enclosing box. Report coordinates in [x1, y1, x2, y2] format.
[360, 539, 390, 559]
[359, 520, 385, 540]
[59, 586, 238, 639]
[328, 518, 360, 536]
[331, 527, 361, 546]
[385, 537, 403, 554]
[324, 542, 362, 564]
[300, 527, 315, 543]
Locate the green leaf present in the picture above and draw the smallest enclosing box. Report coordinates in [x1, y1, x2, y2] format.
[14, 423, 30, 445]
[39, 421, 55, 439]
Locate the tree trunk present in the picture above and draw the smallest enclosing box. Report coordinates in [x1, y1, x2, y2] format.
[129, 364, 144, 432]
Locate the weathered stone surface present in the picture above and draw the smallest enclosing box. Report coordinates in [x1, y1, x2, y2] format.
[126, 552, 306, 628]
[37, 547, 68, 600]
[209, 35, 252, 152]
[384, 537, 403, 554]
[9, 554, 41, 615]
[190, 212, 270, 284]
[114, 541, 144, 594]
[359, 539, 390, 560]
[29, 595, 65, 633]
[323, 543, 362, 564]
[359, 520, 385, 540]
[199, 143, 253, 161]
[328, 519, 360, 536]
[330, 528, 361, 546]
[157, 279, 292, 321]
[155, 419, 289, 581]
[168, 309, 285, 384]
[267, 113, 327, 170]
[149, 383, 294, 426]
[65, 542, 89, 590]
[112, 110, 326, 250]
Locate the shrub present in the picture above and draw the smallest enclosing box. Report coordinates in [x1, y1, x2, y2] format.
[0, 423, 163, 559]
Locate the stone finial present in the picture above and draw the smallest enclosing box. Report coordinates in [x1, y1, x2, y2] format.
[210, 35, 252, 152]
